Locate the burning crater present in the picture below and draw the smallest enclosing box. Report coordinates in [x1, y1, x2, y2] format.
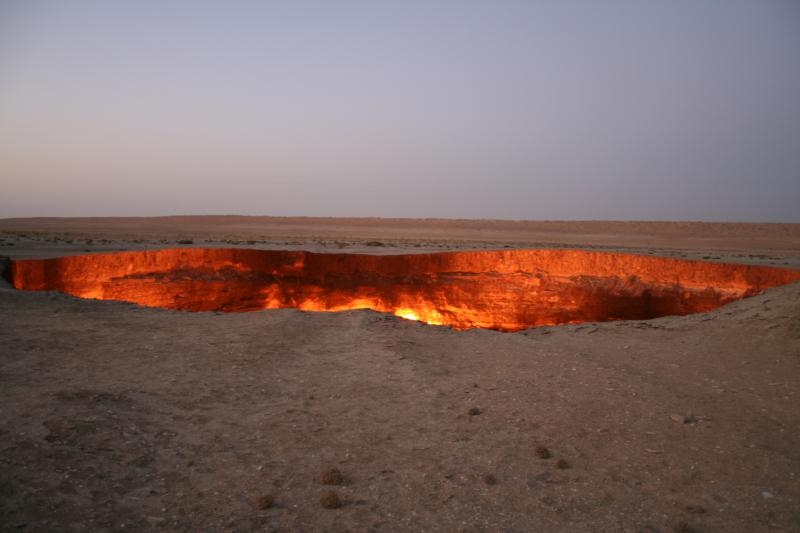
[7, 248, 800, 331]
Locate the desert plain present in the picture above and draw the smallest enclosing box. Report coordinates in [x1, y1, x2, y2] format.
[1, 216, 800, 532]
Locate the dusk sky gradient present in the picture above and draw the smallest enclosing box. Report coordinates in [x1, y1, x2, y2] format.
[1, 1, 799, 221]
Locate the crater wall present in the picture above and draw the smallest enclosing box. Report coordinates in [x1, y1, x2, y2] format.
[8, 249, 800, 331]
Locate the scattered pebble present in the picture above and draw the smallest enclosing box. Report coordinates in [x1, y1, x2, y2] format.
[254, 494, 274, 510]
[535, 446, 551, 459]
[320, 491, 342, 509]
[320, 468, 344, 485]
[670, 413, 702, 424]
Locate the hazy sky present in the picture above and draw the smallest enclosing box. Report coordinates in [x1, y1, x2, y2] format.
[1, 1, 799, 221]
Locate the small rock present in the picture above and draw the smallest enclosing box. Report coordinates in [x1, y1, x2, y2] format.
[685, 505, 706, 514]
[556, 459, 570, 469]
[535, 446, 551, 459]
[320, 469, 344, 485]
[673, 521, 694, 533]
[468, 407, 482, 416]
[483, 474, 497, 485]
[254, 494, 274, 510]
[320, 491, 342, 509]
[670, 413, 699, 424]
[762, 491, 775, 499]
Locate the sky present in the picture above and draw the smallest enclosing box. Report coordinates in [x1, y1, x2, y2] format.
[1, 1, 799, 222]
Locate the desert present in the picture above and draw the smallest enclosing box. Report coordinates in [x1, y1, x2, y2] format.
[4, 1, 799, 531]
[1, 217, 800, 532]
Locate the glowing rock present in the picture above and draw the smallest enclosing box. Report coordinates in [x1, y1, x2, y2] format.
[7, 248, 800, 331]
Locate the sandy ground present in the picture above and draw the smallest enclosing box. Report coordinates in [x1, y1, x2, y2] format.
[1, 217, 800, 532]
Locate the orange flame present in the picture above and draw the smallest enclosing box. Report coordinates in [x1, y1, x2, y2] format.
[7, 248, 800, 331]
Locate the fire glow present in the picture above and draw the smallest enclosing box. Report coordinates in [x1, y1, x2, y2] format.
[7, 248, 800, 331]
